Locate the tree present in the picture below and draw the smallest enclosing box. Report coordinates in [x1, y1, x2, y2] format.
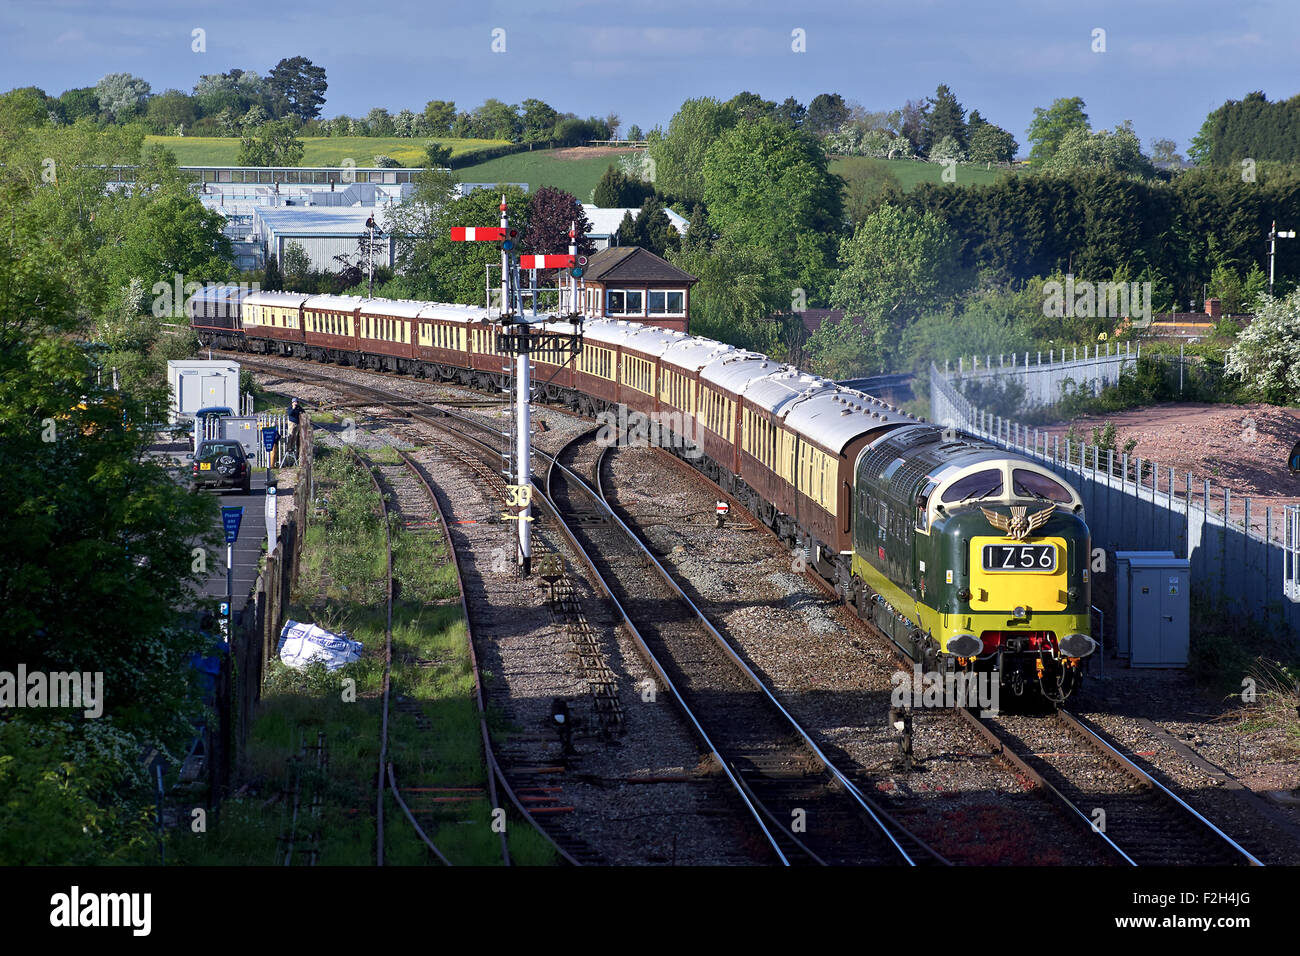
[240, 104, 269, 131]
[968, 122, 1018, 164]
[726, 91, 777, 123]
[0, 88, 50, 133]
[1044, 120, 1153, 176]
[804, 317, 876, 379]
[899, 98, 931, 153]
[830, 204, 963, 363]
[928, 134, 966, 163]
[615, 210, 637, 245]
[146, 90, 196, 134]
[424, 141, 452, 168]
[366, 107, 395, 137]
[422, 100, 456, 135]
[96, 151, 234, 293]
[94, 72, 151, 120]
[470, 99, 521, 140]
[58, 87, 99, 123]
[523, 186, 594, 261]
[805, 93, 850, 136]
[593, 165, 654, 207]
[701, 119, 843, 297]
[1027, 96, 1089, 166]
[521, 98, 559, 146]
[1225, 290, 1300, 402]
[1149, 137, 1183, 167]
[281, 240, 312, 287]
[237, 120, 304, 166]
[0, 123, 227, 861]
[626, 124, 643, 141]
[925, 84, 966, 154]
[646, 97, 738, 203]
[669, 239, 793, 356]
[840, 159, 903, 226]
[619, 196, 680, 258]
[604, 112, 621, 139]
[774, 97, 806, 129]
[392, 108, 417, 137]
[267, 56, 327, 120]
[386, 175, 527, 303]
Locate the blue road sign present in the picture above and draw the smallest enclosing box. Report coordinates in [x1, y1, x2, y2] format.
[221, 506, 244, 543]
[262, 426, 278, 452]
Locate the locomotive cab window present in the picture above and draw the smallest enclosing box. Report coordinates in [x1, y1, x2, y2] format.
[941, 468, 1003, 503]
[915, 480, 938, 531]
[1012, 469, 1073, 503]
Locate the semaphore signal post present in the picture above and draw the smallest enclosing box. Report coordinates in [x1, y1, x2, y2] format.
[452, 198, 585, 575]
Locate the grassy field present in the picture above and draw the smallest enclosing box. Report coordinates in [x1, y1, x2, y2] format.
[453, 147, 639, 200]
[146, 135, 1020, 198]
[146, 135, 510, 167]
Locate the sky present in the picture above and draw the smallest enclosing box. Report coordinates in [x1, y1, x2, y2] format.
[3, 0, 1299, 152]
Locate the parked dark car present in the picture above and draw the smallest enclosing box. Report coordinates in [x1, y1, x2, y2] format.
[189, 440, 252, 495]
[189, 406, 235, 450]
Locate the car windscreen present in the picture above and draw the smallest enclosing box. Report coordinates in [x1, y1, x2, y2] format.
[202, 443, 243, 457]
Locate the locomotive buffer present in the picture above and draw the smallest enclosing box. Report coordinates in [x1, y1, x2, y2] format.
[453, 201, 585, 575]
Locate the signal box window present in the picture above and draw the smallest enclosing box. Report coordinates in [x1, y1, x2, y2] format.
[607, 291, 624, 314]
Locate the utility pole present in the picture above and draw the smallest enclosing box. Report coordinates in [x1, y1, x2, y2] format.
[1269, 221, 1295, 296]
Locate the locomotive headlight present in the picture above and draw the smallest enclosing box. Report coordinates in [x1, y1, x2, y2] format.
[957, 587, 971, 601]
[1067, 586, 1079, 600]
[1012, 606, 1027, 619]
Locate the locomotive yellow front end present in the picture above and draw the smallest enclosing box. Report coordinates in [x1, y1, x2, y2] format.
[942, 499, 1095, 700]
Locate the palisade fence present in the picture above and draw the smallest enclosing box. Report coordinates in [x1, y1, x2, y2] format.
[930, 363, 1300, 641]
[944, 341, 1139, 406]
[228, 422, 313, 781]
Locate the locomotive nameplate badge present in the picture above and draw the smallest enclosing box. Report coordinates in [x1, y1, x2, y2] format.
[981, 503, 1055, 540]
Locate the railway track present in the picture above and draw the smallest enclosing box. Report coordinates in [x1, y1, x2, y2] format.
[235, 352, 1266, 867]
[544, 427, 949, 866]
[959, 707, 1263, 866]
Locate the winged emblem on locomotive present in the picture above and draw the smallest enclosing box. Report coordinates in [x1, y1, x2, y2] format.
[981, 503, 1055, 540]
